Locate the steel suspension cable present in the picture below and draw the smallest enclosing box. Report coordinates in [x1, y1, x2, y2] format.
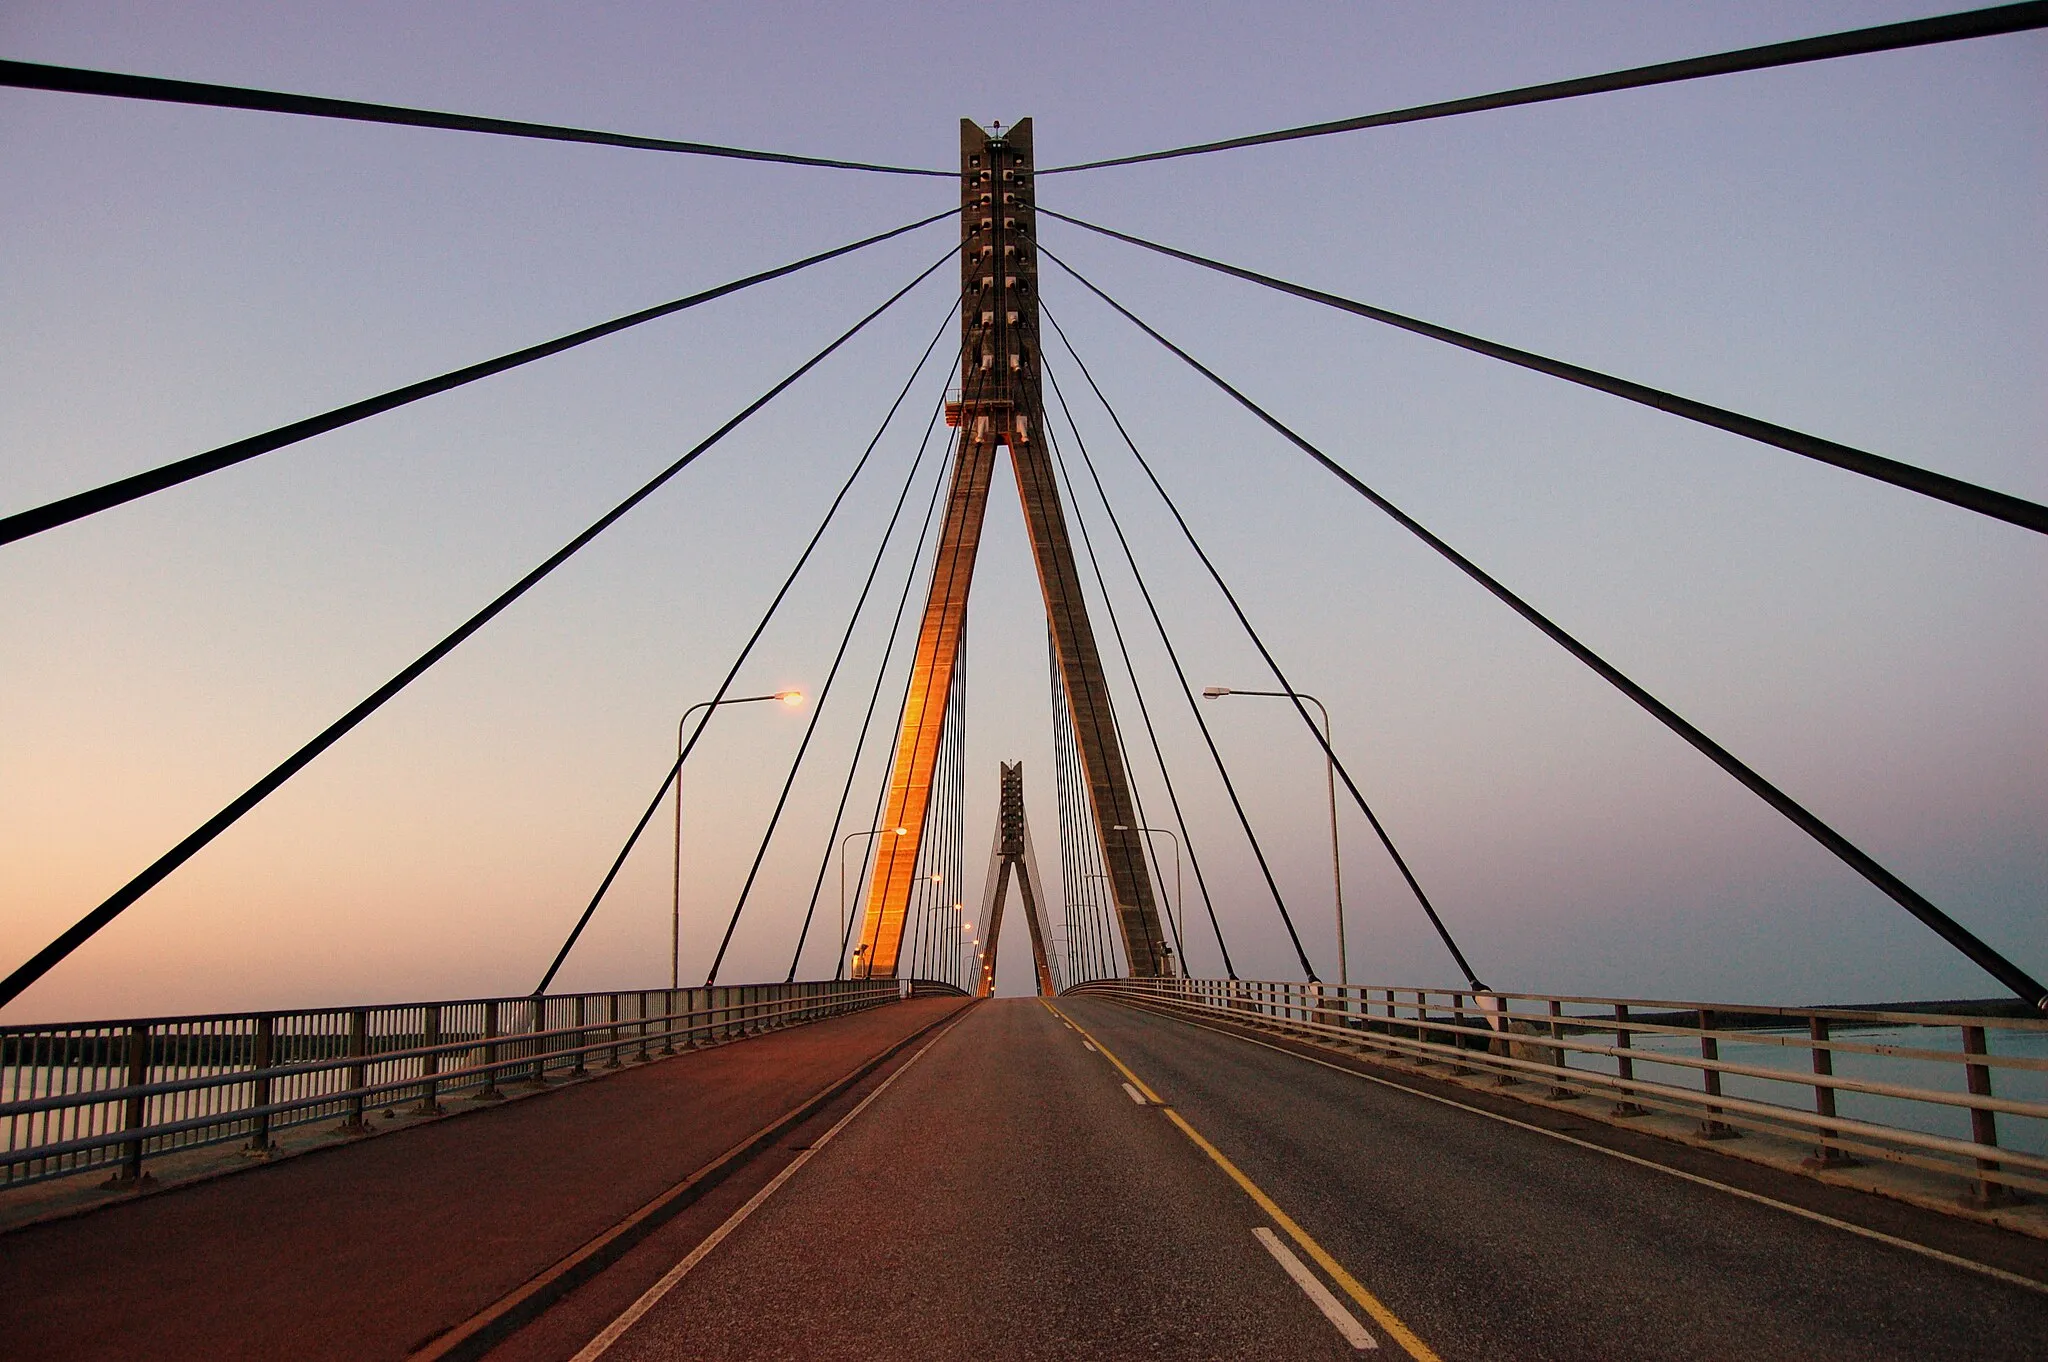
[0, 249, 949, 1011]
[532, 294, 953, 996]
[825, 428, 957, 981]
[1065, 648, 1121, 978]
[785, 396, 957, 982]
[700, 322, 959, 985]
[1044, 321, 1485, 991]
[1040, 210, 2047, 535]
[945, 642, 968, 985]
[1045, 248, 2048, 1013]
[1026, 353, 1318, 982]
[0, 59, 951, 176]
[0, 210, 953, 548]
[1056, 643, 1089, 983]
[1041, 415, 1208, 976]
[909, 643, 966, 985]
[532, 325, 952, 996]
[1, 248, 945, 1010]
[1056, 639, 1089, 979]
[1041, 387, 1240, 977]
[917, 651, 959, 983]
[1041, 3, 2048, 174]
[1048, 642, 1107, 980]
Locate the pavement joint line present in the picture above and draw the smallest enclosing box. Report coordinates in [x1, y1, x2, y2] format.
[568, 1006, 975, 1361]
[1124, 998, 2048, 1300]
[1049, 1002, 1443, 1362]
[407, 999, 976, 1361]
[1255, 1225, 1377, 1350]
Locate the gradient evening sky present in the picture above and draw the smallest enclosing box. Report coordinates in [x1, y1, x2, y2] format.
[2, 2, 2041, 1022]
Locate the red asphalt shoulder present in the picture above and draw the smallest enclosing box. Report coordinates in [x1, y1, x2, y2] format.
[0, 995, 966, 1362]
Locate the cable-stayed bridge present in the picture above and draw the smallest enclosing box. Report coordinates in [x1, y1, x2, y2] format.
[3, 8, 2046, 1358]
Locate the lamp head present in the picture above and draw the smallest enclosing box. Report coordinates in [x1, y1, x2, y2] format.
[1201, 687, 1231, 699]
[776, 689, 804, 707]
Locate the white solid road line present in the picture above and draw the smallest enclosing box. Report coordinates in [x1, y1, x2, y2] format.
[1121, 1081, 1147, 1105]
[1255, 1226, 1377, 1350]
[568, 1014, 968, 1361]
[1153, 1008, 2048, 1299]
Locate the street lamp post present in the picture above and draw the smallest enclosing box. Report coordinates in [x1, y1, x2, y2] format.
[961, 904, 978, 990]
[840, 826, 908, 980]
[1113, 824, 1181, 976]
[673, 690, 803, 989]
[1203, 686, 1347, 989]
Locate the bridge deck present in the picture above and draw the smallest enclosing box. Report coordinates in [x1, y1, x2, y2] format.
[583, 996, 2046, 1361]
[5, 993, 2044, 1359]
[0, 996, 967, 1362]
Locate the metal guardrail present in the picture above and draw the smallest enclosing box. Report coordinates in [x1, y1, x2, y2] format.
[1074, 978, 2048, 1205]
[0, 979, 899, 1189]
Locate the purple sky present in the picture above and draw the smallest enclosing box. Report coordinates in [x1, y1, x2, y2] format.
[2, 2, 2042, 1021]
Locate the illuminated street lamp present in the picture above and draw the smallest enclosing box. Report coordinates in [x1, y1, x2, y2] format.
[1203, 686, 1346, 988]
[673, 691, 803, 989]
[841, 825, 909, 980]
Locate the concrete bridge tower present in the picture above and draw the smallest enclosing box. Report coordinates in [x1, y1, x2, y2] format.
[853, 119, 1171, 981]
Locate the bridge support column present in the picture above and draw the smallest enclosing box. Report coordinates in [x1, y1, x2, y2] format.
[972, 761, 1059, 996]
[853, 118, 1168, 982]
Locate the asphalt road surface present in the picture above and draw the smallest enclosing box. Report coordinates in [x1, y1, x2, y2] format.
[579, 995, 2048, 1362]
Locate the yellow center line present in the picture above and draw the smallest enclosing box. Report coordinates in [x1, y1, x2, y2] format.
[1048, 1001, 1443, 1362]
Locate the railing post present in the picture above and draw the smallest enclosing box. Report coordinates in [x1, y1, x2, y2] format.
[572, 996, 588, 1076]
[605, 994, 623, 1068]
[1484, 996, 1517, 1083]
[1445, 993, 1475, 1075]
[104, 1023, 153, 1188]
[476, 1001, 503, 1100]
[1961, 1025, 2008, 1206]
[527, 996, 546, 1085]
[338, 1007, 369, 1135]
[1610, 1004, 1646, 1116]
[245, 1014, 277, 1156]
[1801, 1015, 1857, 1168]
[416, 1005, 444, 1114]
[661, 988, 678, 1055]
[636, 991, 652, 1061]
[1546, 1000, 1576, 1100]
[1696, 1009, 1739, 1139]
